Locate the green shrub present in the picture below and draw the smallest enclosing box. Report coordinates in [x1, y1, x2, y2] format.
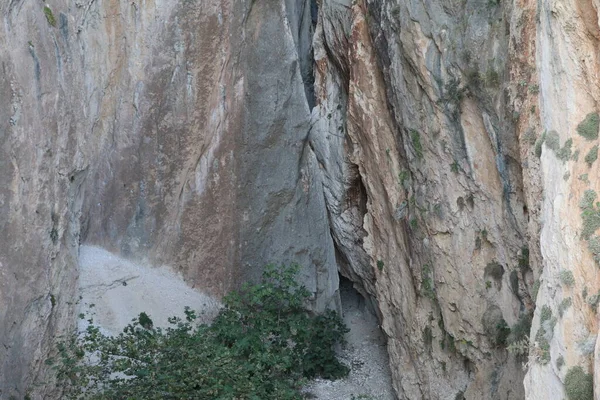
[559, 270, 575, 287]
[410, 130, 423, 159]
[559, 297, 572, 317]
[43, 6, 56, 27]
[577, 113, 599, 140]
[485, 261, 504, 282]
[540, 305, 553, 323]
[532, 280, 540, 300]
[421, 264, 435, 299]
[556, 355, 564, 369]
[545, 131, 560, 151]
[507, 312, 532, 349]
[588, 235, 600, 264]
[450, 160, 459, 173]
[579, 190, 600, 240]
[556, 138, 573, 161]
[585, 145, 598, 167]
[564, 366, 593, 400]
[51, 264, 349, 399]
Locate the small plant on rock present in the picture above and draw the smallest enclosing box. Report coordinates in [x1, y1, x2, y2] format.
[585, 145, 598, 167]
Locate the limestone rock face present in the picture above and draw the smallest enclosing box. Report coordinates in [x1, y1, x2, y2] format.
[0, 0, 338, 397]
[2, 0, 600, 398]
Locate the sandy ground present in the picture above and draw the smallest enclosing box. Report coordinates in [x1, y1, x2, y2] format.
[77, 246, 221, 335]
[302, 279, 396, 400]
[77, 246, 396, 399]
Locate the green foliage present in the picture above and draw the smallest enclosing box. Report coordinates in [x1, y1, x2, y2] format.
[577, 113, 599, 140]
[409, 218, 418, 230]
[579, 190, 600, 240]
[532, 280, 540, 300]
[545, 131, 560, 151]
[377, 260, 384, 271]
[44, 6, 56, 27]
[584, 145, 598, 167]
[421, 264, 435, 299]
[494, 320, 510, 347]
[484, 66, 500, 88]
[572, 150, 580, 161]
[529, 84, 540, 94]
[410, 130, 423, 159]
[556, 355, 564, 369]
[564, 366, 593, 400]
[450, 160, 459, 173]
[540, 305, 553, 323]
[506, 312, 532, 355]
[535, 328, 551, 364]
[586, 291, 600, 313]
[559, 298, 572, 318]
[50, 294, 56, 308]
[587, 235, 600, 264]
[484, 261, 504, 282]
[398, 170, 410, 188]
[52, 264, 349, 399]
[559, 270, 575, 287]
[556, 138, 573, 162]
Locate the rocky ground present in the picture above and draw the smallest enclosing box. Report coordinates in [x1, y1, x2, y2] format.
[77, 246, 221, 335]
[302, 277, 396, 400]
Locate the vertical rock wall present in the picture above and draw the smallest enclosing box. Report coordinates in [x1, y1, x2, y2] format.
[3, 0, 600, 398]
[0, 0, 339, 397]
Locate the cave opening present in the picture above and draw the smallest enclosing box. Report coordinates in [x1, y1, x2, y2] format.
[338, 273, 367, 317]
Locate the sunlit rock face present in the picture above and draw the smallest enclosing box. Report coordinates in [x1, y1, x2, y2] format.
[2, 0, 600, 398]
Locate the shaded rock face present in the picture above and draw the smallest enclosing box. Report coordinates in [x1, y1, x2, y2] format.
[1, 0, 599, 399]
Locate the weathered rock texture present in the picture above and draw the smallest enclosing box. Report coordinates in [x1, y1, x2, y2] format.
[1, 0, 600, 398]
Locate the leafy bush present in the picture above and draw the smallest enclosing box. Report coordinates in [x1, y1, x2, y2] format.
[51, 264, 349, 399]
[558, 298, 572, 317]
[585, 145, 598, 167]
[579, 190, 600, 240]
[545, 131, 560, 151]
[577, 113, 599, 140]
[564, 366, 593, 400]
[484, 261, 504, 282]
[506, 312, 532, 357]
[559, 270, 575, 287]
[556, 138, 573, 161]
[540, 305, 553, 323]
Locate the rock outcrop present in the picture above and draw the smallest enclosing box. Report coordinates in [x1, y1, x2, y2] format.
[2, 0, 600, 398]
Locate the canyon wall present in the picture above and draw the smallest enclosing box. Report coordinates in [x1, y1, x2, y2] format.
[1, 0, 599, 398]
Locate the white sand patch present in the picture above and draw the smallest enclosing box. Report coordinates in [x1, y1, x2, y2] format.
[77, 246, 220, 335]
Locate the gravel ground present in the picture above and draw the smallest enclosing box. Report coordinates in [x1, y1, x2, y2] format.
[302, 279, 396, 400]
[77, 246, 221, 335]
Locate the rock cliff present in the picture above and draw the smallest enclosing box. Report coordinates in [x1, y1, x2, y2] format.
[1, 0, 599, 399]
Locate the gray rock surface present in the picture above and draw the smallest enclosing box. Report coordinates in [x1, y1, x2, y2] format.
[2, 0, 598, 399]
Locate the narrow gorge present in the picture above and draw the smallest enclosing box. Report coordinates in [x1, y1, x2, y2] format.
[1, 0, 599, 398]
